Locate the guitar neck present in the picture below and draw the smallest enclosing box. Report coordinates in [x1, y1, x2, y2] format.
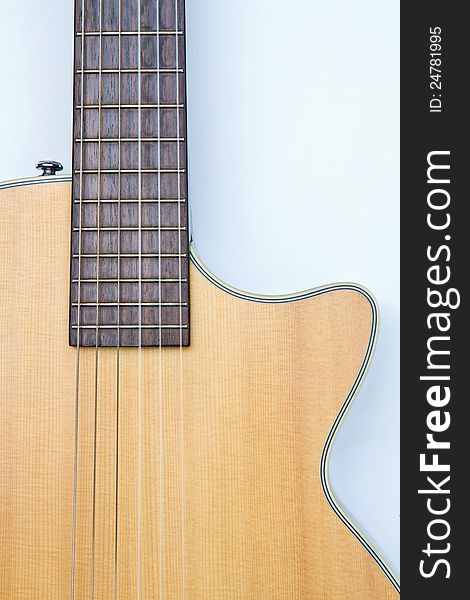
[71, 0, 189, 347]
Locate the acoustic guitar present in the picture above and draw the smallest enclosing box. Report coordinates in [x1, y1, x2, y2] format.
[0, 1, 399, 598]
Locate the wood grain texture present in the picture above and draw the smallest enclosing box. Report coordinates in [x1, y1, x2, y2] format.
[0, 181, 398, 599]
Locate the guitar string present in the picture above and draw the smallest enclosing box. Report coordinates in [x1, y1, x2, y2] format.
[91, 1, 104, 597]
[156, 1, 164, 598]
[72, 4, 185, 598]
[71, 0, 86, 598]
[175, 1, 186, 596]
[113, 0, 123, 598]
[137, 2, 143, 599]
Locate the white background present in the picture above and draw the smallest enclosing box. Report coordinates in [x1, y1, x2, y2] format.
[0, 0, 400, 580]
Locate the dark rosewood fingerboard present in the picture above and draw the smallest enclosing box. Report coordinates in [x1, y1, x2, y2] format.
[70, 0, 189, 347]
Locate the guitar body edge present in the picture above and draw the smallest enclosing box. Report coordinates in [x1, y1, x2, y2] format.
[0, 178, 398, 599]
[190, 248, 399, 595]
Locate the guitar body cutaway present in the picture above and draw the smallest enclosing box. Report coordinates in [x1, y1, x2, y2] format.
[0, 179, 398, 598]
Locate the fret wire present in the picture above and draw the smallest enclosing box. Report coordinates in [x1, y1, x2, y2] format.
[77, 31, 183, 36]
[76, 138, 185, 142]
[73, 254, 186, 258]
[72, 325, 189, 330]
[72, 302, 188, 306]
[73, 227, 187, 231]
[72, 278, 188, 283]
[75, 169, 186, 174]
[76, 68, 183, 73]
[74, 198, 186, 204]
[76, 104, 184, 109]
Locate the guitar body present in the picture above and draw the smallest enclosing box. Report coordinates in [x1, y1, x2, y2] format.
[0, 179, 397, 599]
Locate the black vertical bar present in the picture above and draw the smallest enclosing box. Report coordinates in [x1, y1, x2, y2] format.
[401, 3, 467, 598]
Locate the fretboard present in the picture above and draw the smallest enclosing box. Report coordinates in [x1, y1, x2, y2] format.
[70, 0, 189, 347]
